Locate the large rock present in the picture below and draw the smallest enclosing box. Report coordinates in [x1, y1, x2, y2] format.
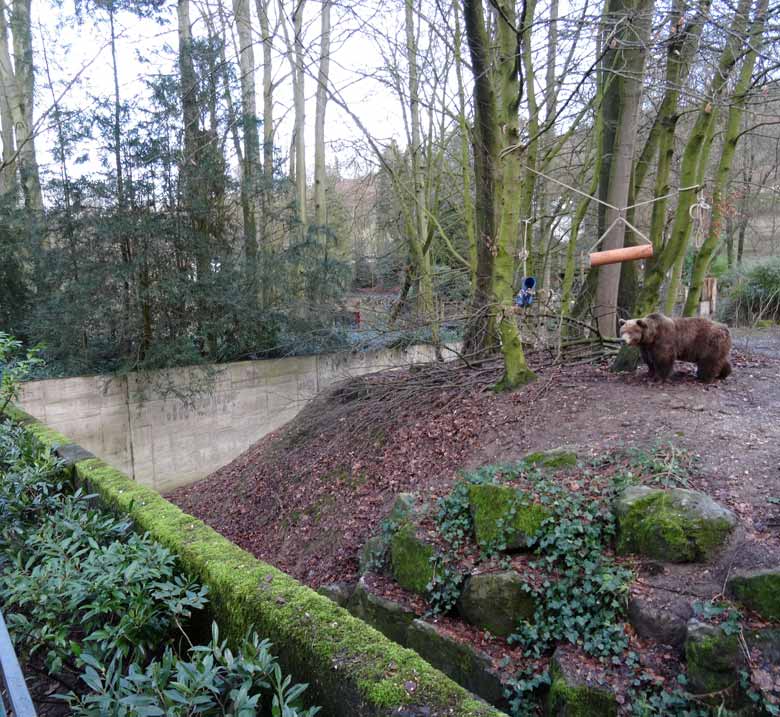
[548, 647, 618, 716]
[457, 571, 536, 637]
[346, 577, 418, 645]
[390, 523, 437, 595]
[685, 619, 744, 700]
[468, 483, 549, 551]
[727, 568, 780, 621]
[317, 581, 355, 607]
[615, 486, 736, 562]
[359, 493, 426, 576]
[627, 592, 693, 651]
[406, 619, 506, 708]
[359, 534, 388, 574]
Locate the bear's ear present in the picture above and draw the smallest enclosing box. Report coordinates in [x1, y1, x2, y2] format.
[637, 319, 646, 329]
[618, 318, 626, 327]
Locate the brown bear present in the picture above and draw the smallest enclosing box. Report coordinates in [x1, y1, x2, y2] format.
[619, 312, 732, 382]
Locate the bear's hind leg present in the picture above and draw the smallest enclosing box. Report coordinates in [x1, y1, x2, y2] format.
[696, 359, 718, 383]
[718, 360, 732, 380]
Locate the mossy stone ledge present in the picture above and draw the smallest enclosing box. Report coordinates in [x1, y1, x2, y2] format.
[468, 483, 550, 551]
[727, 568, 780, 621]
[406, 619, 507, 709]
[615, 486, 736, 562]
[7, 406, 504, 717]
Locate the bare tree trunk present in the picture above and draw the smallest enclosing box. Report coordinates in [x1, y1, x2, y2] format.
[288, 0, 307, 228]
[404, 0, 438, 345]
[0, 0, 41, 212]
[314, 0, 330, 232]
[232, 0, 260, 302]
[594, 0, 654, 337]
[0, 6, 15, 199]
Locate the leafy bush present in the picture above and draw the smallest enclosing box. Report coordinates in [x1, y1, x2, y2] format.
[66, 624, 320, 717]
[0, 420, 319, 715]
[0, 332, 44, 414]
[719, 258, 780, 326]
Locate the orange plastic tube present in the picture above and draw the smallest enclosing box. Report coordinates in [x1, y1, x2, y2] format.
[589, 243, 653, 267]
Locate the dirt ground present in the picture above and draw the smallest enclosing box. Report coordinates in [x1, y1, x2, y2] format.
[169, 326, 780, 593]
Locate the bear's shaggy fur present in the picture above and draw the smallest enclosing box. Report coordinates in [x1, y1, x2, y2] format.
[619, 312, 732, 382]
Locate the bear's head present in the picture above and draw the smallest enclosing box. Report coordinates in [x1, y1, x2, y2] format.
[619, 317, 656, 346]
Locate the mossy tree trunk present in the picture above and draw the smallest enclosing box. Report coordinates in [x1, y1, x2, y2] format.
[634, 0, 752, 317]
[617, 0, 709, 317]
[683, 0, 768, 316]
[462, 0, 534, 389]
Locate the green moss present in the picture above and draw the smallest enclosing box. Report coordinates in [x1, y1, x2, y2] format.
[11, 413, 505, 717]
[468, 483, 549, 551]
[548, 676, 618, 716]
[685, 626, 742, 697]
[390, 523, 435, 595]
[728, 571, 780, 621]
[522, 449, 578, 470]
[617, 491, 733, 562]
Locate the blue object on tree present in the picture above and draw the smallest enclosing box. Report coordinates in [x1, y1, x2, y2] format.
[515, 276, 536, 308]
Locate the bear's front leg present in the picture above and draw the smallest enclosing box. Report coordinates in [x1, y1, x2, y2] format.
[654, 359, 674, 381]
[640, 346, 656, 379]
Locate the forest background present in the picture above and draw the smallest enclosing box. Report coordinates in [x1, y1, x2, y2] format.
[0, 0, 778, 387]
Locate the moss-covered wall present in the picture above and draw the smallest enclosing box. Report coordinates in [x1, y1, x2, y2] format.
[5, 406, 504, 717]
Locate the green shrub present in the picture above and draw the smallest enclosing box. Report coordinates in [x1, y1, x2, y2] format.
[66, 623, 320, 717]
[719, 258, 780, 326]
[0, 419, 319, 715]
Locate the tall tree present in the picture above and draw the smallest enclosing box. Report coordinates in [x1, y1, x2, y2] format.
[0, 0, 42, 212]
[683, 0, 769, 315]
[313, 0, 331, 231]
[462, 0, 534, 389]
[635, 0, 753, 316]
[232, 0, 260, 301]
[593, 0, 654, 337]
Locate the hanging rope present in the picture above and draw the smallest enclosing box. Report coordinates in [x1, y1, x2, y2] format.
[689, 189, 711, 249]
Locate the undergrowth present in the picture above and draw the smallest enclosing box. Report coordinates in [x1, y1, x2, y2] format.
[0, 419, 319, 715]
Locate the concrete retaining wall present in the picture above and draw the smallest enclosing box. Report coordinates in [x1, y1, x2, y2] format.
[17, 344, 453, 493]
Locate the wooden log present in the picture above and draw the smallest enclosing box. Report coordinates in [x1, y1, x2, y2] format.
[589, 243, 653, 267]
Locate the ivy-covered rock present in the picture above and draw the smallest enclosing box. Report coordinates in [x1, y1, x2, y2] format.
[406, 619, 506, 708]
[358, 493, 425, 576]
[358, 534, 387, 574]
[457, 571, 536, 637]
[390, 523, 437, 595]
[468, 483, 549, 551]
[388, 492, 420, 523]
[523, 449, 578, 470]
[548, 647, 618, 716]
[684, 619, 744, 698]
[615, 486, 736, 562]
[727, 568, 780, 621]
[345, 577, 418, 645]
